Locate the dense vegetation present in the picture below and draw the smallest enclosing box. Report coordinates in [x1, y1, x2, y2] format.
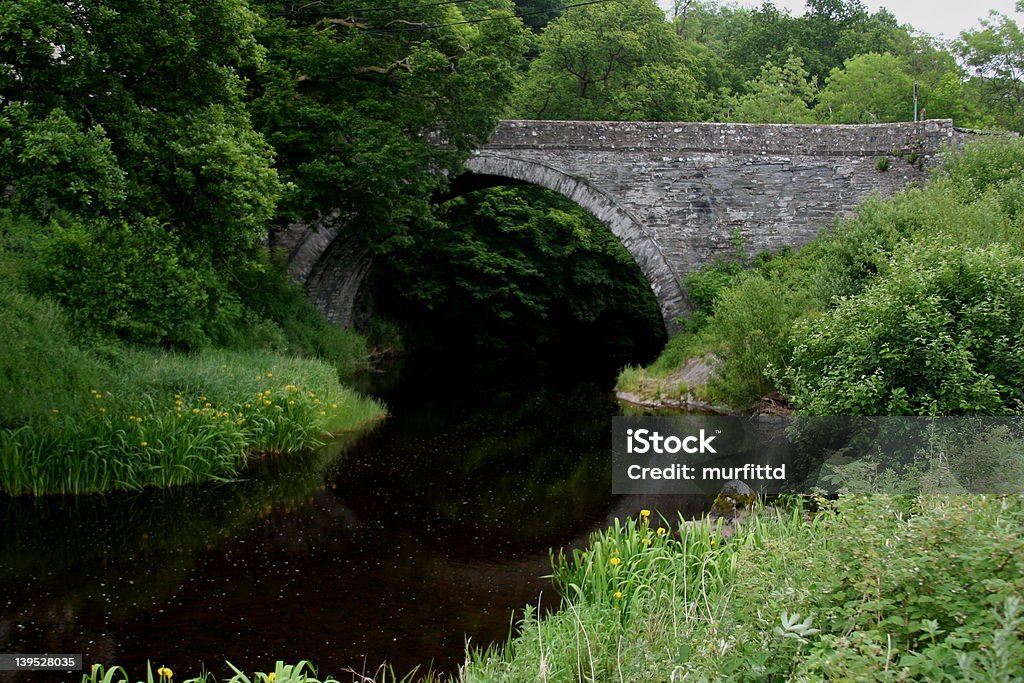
[371, 186, 665, 362]
[462, 497, 1024, 682]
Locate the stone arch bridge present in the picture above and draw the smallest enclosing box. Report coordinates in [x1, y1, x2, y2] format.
[272, 119, 968, 333]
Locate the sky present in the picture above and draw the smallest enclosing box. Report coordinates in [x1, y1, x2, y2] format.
[658, 1, 1022, 39]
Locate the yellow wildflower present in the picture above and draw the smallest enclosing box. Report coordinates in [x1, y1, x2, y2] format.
[157, 666, 173, 680]
[268, 674, 276, 682]
[141, 442, 148, 447]
[610, 557, 621, 566]
[614, 591, 623, 600]
[266, 372, 273, 377]
[656, 527, 666, 535]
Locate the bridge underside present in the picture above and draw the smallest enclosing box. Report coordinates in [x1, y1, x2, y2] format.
[452, 154, 690, 332]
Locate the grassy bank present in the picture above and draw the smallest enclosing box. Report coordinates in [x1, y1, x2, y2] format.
[618, 138, 1024, 414]
[0, 345, 384, 495]
[462, 496, 1024, 682]
[0, 271, 384, 495]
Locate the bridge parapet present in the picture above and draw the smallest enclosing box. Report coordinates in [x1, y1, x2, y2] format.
[482, 119, 961, 157]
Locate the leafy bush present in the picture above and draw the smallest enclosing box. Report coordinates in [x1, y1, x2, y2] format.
[941, 136, 1024, 196]
[33, 215, 210, 347]
[704, 272, 814, 407]
[462, 496, 1024, 682]
[785, 242, 1024, 415]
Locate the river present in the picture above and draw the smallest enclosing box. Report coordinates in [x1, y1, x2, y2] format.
[0, 354, 708, 681]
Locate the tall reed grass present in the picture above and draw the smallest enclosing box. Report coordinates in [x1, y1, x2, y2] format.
[0, 347, 384, 495]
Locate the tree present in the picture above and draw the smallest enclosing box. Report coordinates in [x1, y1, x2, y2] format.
[0, 0, 281, 263]
[816, 53, 915, 123]
[728, 54, 818, 123]
[512, 0, 701, 121]
[957, 11, 1024, 132]
[247, 0, 528, 251]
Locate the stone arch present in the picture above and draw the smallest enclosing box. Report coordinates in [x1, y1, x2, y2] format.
[455, 151, 688, 332]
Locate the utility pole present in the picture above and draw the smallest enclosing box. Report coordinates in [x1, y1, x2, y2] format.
[914, 81, 919, 122]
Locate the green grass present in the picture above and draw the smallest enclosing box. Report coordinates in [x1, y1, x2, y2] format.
[0, 346, 384, 495]
[0, 244, 385, 495]
[461, 495, 1024, 682]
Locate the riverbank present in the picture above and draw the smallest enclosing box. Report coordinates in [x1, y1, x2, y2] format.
[0, 346, 385, 495]
[460, 495, 1024, 681]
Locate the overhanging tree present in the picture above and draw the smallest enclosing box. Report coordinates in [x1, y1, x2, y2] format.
[246, 0, 528, 252]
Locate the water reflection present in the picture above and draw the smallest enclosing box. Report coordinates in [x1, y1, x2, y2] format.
[0, 359, 707, 681]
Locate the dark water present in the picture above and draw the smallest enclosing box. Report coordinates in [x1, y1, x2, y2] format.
[0, 357, 707, 682]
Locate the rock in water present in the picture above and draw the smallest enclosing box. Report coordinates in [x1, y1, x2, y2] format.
[710, 480, 757, 521]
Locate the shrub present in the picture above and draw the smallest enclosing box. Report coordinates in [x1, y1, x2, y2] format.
[785, 242, 1024, 415]
[704, 273, 814, 407]
[33, 215, 210, 347]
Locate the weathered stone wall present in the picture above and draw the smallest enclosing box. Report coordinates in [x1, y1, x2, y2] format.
[464, 119, 962, 331]
[278, 119, 966, 332]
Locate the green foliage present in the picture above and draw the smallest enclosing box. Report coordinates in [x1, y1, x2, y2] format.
[785, 242, 1024, 416]
[512, 0, 702, 121]
[0, 105, 126, 216]
[728, 54, 818, 123]
[0, 0, 281, 263]
[81, 660, 343, 683]
[248, 0, 527, 251]
[704, 272, 814, 406]
[0, 342, 385, 495]
[941, 136, 1024, 195]
[33, 216, 210, 347]
[462, 496, 1024, 682]
[232, 259, 370, 377]
[957, 11, 1024, 133]
[0, 276, 103, 427]
[374, 185, 665, 357]
[817, 52, 916, 123]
